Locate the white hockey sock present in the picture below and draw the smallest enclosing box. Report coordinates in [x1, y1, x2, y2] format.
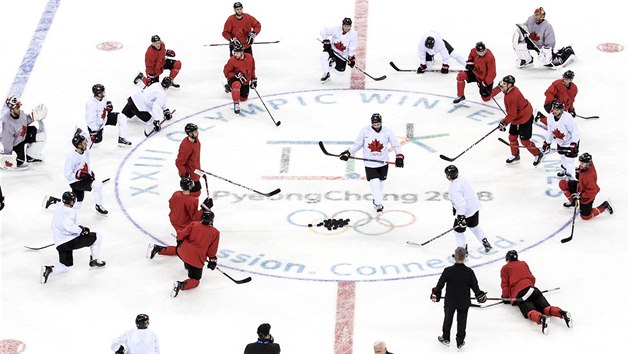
[73, 201, 82, 209]
[455, 231, 466, 248]
[52, 262, 70, 275]
[91, 179, 104, 206]
[89, 233, 103, 259]
[320, 52, 331, 75]
[117, 113, 128, 139]
[561, 155, 576, 178]
[369, 179, 383, 205]
[469, 226, 487, 243]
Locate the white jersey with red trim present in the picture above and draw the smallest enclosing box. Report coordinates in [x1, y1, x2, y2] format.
[347, 125, 402, 168]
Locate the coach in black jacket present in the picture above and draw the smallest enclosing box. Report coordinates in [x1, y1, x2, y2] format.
[431, 247, 487, 349]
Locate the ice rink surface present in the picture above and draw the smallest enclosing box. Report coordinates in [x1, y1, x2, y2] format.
[1, 1, 628, 353]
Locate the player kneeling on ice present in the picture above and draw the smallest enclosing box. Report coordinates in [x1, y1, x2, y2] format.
[223, 45, 257, 114]
[84, 84, 131, 147]
[452, 41, 496, 104]
[501, 250, 572, 335]
[133, 34, 182, 88]
[147, 210, 220, 298]
[541, 101, 580, 179]
[536, 70, 579, 126]
[340, 113, 403, 213]
[431, 247, 487, 350]
[111, 314, 160, 354]
[1, 96, 47, 169]
[121, 77, 173, 133]
[558, 152, 613, 219]
[319, 17, 358, 83]
[416, 31, 466, 75]
[513, 7, 575, 68]
[168, 175, 213, 233]
[445, 165, 492, 254]
[40, 191, 106, 284]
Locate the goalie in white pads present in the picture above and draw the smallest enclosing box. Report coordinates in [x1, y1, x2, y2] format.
[1, 96, 47, 169]
[513, 7, 575, 68]
[40, 191, 106, 284]
[85, 84, 131, 147]
[339, 113, 404, 213]
[319, 18, 358, 83]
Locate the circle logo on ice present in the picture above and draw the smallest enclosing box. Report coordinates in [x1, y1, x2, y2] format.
[116, 88, 556, 282]
[597, 42, 624, 53]
[96, 41, 123, 51]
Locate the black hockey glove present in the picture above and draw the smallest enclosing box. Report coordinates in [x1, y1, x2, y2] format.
[542, 142, 551, 153]
[502, 299, 511, 305]
[207, 257, 217, 270]
[465, 61, 474, 71]
[498, 120, 507, 132]
[202, 197, 213, 210]
[339, 150, 351, 161]
[80, 226, 90, 237]
[250, 78, 258, 89]
[322, 39, 331, 51]
[166, 49, 176, 57]
[431, 287, 441, 302]
[456, 215, 467, 227]
[163, 109, 172, 120]
[115, 345, 125, 354]
[568, 108, 576, 117]
[441, 64, 450, 74]
[417, 64, 427, 74]
[105, 101, 113, 112]
[395, 154, 404, 168]
[478, 82, 492, 97]
[247, 32, 256, 45]
[476, 291, 487, 303]
[348, 56, 356, 68]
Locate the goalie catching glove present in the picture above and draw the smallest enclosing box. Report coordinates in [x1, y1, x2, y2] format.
[31, 103, 47, 121]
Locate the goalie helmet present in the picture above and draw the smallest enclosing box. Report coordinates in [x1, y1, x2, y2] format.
[180, 175, 194, 191]
[502, 75, 516, 85]
[135, 314, 149, 329]
[200, 210, 214, 225]
[562, 70, 575, 80]
[425, 36, 435, 49]
[551, 100, 564, 110]
[534, 7, 546, 18]
[185, 123, 198, 134]
[92, 84, 105, 97]
[161, 77, 172, 89]
[151, 35, 161, 43]
[505, 250, 518, 262]
[342, 18, 352, 26]
[579, 152, 592, 163]
[62, 191, 76, 205]
[371, 113, 382, 124]
[444, 165, 459, 180]
[5, 96, 21, 109]
[475, 41, 486, 52]
[72, 134, 86, 148]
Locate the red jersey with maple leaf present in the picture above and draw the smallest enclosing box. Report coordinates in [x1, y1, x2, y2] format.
[544, 79, 578, 112]
[347, 125, 402, 168]
[1, 110, 34, 155]
[319, 26, 357, 58]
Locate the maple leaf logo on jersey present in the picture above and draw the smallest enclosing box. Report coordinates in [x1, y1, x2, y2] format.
[552, 128, 565, 140]
[334, 41, 347, 52]
[19, 125, 27, 138]
[367, 139, 384, 152]
[529, 32, 540, 42]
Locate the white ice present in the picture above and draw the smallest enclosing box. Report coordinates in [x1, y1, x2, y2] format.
[0, 1, 628, 353]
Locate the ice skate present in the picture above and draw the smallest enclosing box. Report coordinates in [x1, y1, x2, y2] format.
[482, 238, 493, 253]
[170, 81, 180, 88]
[171, 281, 184, 298]
[518, 57, 533, 68]
[147, 244, 166, 259]
[372, 199, 384, 213]
[505, 154, 520, 165]
[43, 195, 61, 209]
[133, 72, 144, 85]
[560, 310, 573, 328]
[40, 265, 53, 284]
[598, 200, 613, 214]
[452, 95, 465, 104]
[95, 204, 108, 215]
[438, 336, 450, 347]
[117, 137, 132, 147]
[533, 151, 545, 167]
[26, 155, 42, 163]
[457, 341, 465, 350]
[541, 315, 550, 335]
[320, 72, 330, 83]
[89, 256, 106, 269]
[234, 103, 241, 114]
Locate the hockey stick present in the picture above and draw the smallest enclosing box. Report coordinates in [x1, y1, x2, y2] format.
[202, 175, 210, 199]
[576, 114, 599, 120]
[439, 126, 499, 161]
[561, 202, 579, 243]
[317, 39, 387, 81]
[471, 287, 561, 308]
[24, 243, 55, 250]
[318, 141, 395, 165]
[406, 226, 456, 247]
[389, 61, 463, 73]
[144, 109, 176, 137]
[497, 137, 562, 152]
[203, 40, 280, 47]
[252, 87, 281, 126]
[216, 267, 252, 284]
[194, 168, 280, 197]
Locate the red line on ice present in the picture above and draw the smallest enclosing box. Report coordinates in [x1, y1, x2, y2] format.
[334, 281, 356, 354]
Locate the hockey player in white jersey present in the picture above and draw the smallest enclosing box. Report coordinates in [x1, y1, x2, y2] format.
[541, 101, 580, 179]
[319, 18, 358, 83]
[111, 314, 160, 354]
[64, 132, 108, 214]
[85, 84, 131, 147]
[1, 96, 47, 169]
[340, 113, 404, 212]
[417, 31, 466, 74]
[445, 165, 492, 254]
[40, 191, 106, 284]
[120, 77, 173, 132]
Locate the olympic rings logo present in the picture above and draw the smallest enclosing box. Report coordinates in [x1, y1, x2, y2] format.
[287, 209, 416, 236]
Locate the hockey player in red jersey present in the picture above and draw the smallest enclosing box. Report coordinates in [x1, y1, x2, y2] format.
[133, 35, 182, 88]
[175, 123, 202, 195]
[558, 152, 613, 219]
[223, 45, 257, 114]
[536, 70, 578, 126]
[222, 2, 261, 57]
[148, 210, 220, 298]
[501, 250, 572, 334]
[453, 42, 496, 104]
[491, 75, 544, 166]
